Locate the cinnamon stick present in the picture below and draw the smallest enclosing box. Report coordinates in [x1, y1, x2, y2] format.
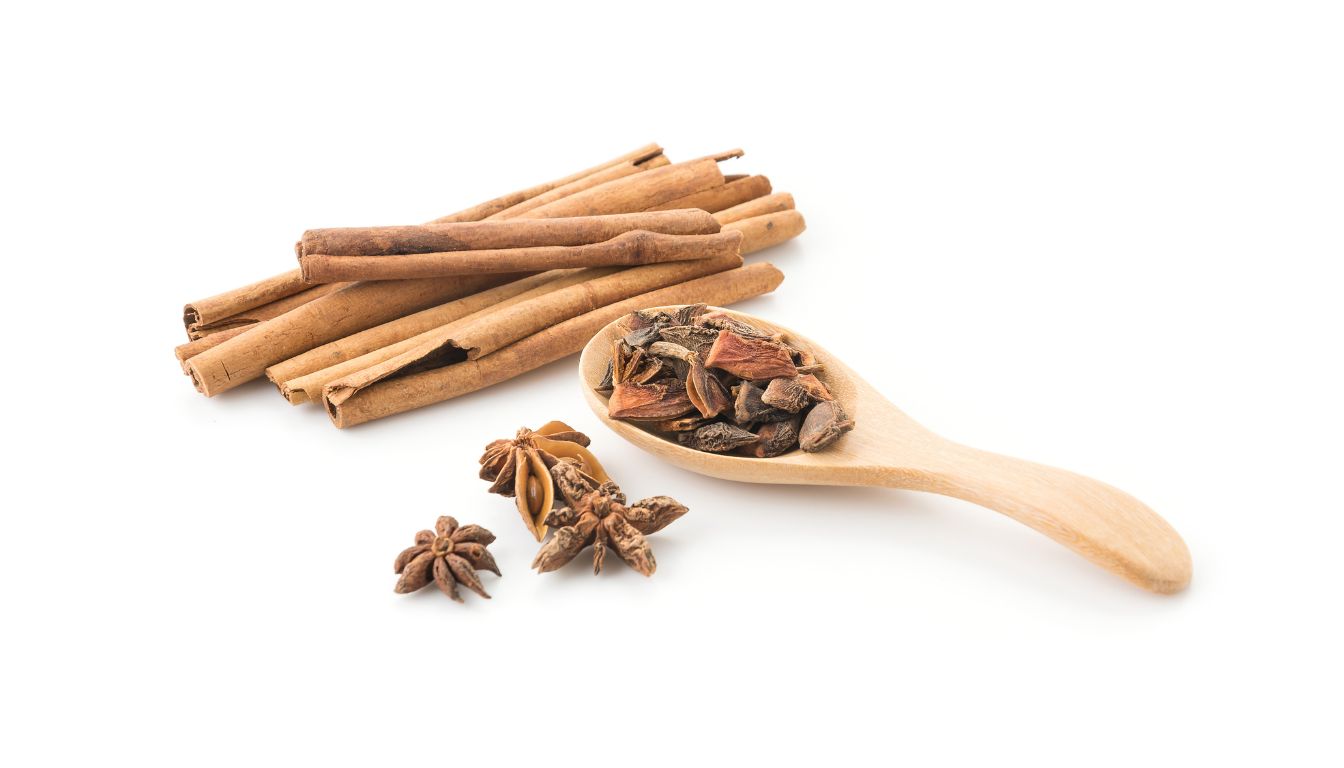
[183, 148, 748, 396]
[263, 271, 582, 390]
[324, 262, 785, 428]
[174, 326, 250, 373]
[184, 144, 663, 337]
[389, 240, 743, 363]
[273, 268, 619, 404]
[713, 192, 795, 225]
[724, 209, 807, 254]
[184, 273, 351, 339]
[300, 230, 740, 282]
[519, 154, 738, 219]
[185, 273, 523, 396]
[297, 209, 718, 258]
[429, 143, 663, 223]
[283, 244, 743, 403]
[488, 154, 670, 220]
[648, 175, 772, 213]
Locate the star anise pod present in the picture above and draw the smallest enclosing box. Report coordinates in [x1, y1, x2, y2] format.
[394, 516, 500, 603]
[478, 420, 610, 541]
[532, 461, 688, 577]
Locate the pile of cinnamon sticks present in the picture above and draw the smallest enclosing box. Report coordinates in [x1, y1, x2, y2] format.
[175, 143, 804, 427]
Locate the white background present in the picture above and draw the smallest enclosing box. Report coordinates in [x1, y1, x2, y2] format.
[2, 2, 1341, 765]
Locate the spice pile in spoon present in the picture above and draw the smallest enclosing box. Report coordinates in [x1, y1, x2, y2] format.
[595, 305, 854, 456]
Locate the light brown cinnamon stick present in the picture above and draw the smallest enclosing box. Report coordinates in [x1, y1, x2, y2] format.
[273, 268, 618, 404]
[648, 175, 772, 213]
[395, 239, 742, 363]
[300, 230, 740, 282]
[518, 153, 738, 219]
[324, 262, 785, 428]
[429, 143, 663, 223]
[284, 243, 743, 403]
[185, 273, 523, 396]
[297, 209, 718, 258]
[184, 144, 663, 337]
[713, 192, 796, 225]
[184, 274, 351, 339]
[725, 209, 808, 254]
[175, 326, 250, 373]
[184, 147, 743, 396]
[264, 270, 580, 392]
[487, 154, 670, 220]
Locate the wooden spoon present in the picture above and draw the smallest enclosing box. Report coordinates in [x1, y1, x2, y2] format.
[579, 306, 1191, 594]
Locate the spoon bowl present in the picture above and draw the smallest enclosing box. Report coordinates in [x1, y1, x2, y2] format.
[579, 305, 1192, 594]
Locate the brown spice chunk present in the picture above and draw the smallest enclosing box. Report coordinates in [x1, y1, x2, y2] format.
[704, 330, 798, 380]
[799, 401, 855, 452]
[686, 362, 731, 418]
[761, 376, 811, 412]
[678, 422, 759, 452]
[750, 417, 801, 457]
[609, 381, 695, 420]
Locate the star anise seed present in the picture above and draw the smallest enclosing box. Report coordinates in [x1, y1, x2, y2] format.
[394, 516, 500, 603]
[478, 422, 610, 540]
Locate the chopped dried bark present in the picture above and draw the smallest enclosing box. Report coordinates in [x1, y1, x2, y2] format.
[678, 422, 759, 452]
[733, 382, 794, 424]
[608, 381, 694, 420]
[704, 330, 799, 380]
[761, 376, 811, 413]
[799, 401, 855, 452]
[600, 309, 854, 456]
[749, 417, 801, 458]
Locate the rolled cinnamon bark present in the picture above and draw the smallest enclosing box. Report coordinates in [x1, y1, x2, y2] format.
[519, 154, 738, 219]
[429, 143, 663, 223]
[185, 149, 739, 396]
[297, 209, 718, 258]
[184, 270, 305, 334]
[185, 272, 523, 396]
[488, 153, 670, 220]
[397, 238, 742, 362]
[184, 144, 663, 337]
[713, 192, 795, 225]
[300, 230, 740, 282]
[264, 270, 580, 392]
[324, 262, 785, 428]
[184, 274, 350, 339]
[648, 175, 772, 214]
[175, 326, 250, 373]
[274, 268, 619, 404]
[285, 245, 742, 403]
[724, 209, 807, 254]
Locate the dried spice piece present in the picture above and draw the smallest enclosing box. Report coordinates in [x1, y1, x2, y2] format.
[394, 516, 500, 603]
[608, 380, 695, 420]
[685, 361, 731, 418]
[751, 417, 801, 458]
[703, 330, 799, 380]
[799, 401, 855, 452]
[532, 465, 688, 576]
[648, 415, 713, 432]
[479, 421, 610, 540]
[657, 325, 719, 358]
[599, 308, 854, 456]
[761, 376, 811, 412]
[679, 422, 759, 453]
[732, 382, 793, 424]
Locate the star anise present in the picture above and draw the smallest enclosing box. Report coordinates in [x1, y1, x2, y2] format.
[394, 516, 500, 603]
[478, 420, 610, 541]
[532, 461, 688, 577]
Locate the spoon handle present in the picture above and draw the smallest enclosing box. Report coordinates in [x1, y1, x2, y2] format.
[883, 442, 1191, 593]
